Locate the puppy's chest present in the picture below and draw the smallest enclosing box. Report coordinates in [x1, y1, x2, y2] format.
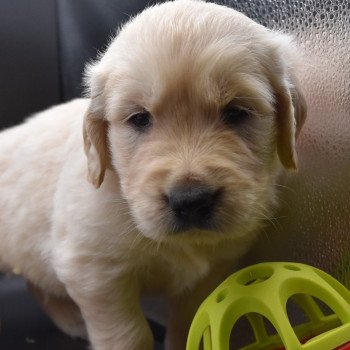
[140, 245, 211, 295]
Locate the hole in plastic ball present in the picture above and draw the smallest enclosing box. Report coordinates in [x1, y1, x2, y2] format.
[284, 265, 301, 271]
[237, 266, 274, 286]
[216, 290, 227, 303]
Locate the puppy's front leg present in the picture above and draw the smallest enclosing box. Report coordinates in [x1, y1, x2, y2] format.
[60, 265, 153, 350]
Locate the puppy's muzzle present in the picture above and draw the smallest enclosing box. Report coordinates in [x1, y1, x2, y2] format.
[166, 184, 222, 232]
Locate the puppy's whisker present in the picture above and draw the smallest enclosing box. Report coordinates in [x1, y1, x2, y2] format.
[129, 232, 145, 251]
[272, 196, 292, 210]
[254, 211, 281, 233]
[154, 235, 164, 255]
[125, 223, 138, 234]
[274, 183, 291, 190]
[259, 227, 271, 243]
[119, 221, 138, 238]
[274, 183, 296, 195]
[218, 212, 237, 230]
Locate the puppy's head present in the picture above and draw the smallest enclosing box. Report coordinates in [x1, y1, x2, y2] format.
[83, 0, 306, 242]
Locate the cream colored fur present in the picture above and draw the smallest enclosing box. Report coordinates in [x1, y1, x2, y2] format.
[0, 1, 306, 349]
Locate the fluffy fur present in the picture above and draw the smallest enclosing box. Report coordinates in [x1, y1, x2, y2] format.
[0, 1, 306, 349]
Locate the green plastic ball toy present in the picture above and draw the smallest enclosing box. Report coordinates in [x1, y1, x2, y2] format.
[186, 262, 350, 350]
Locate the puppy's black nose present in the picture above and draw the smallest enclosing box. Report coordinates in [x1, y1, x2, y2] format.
[167, 185, 219, 230]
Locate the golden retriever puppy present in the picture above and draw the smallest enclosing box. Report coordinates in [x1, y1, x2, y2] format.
[0, 1, 306, 349]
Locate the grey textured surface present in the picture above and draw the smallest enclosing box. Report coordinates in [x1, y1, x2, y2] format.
[222, 0, 350, 285]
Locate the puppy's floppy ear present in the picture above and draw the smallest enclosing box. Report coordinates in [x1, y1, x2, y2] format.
[83, 60, 112, 188]
[266, 34, 307, 171]
[83, 107, 110, 188]
[273, 74, 307, 170]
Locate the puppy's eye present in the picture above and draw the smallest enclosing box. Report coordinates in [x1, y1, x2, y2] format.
[221, 105, 250, 127]
[128, 112, 152, 131]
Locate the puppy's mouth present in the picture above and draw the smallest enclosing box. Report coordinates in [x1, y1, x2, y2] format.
[163, 185, 225, 234]
[169, 211, 222, 234]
